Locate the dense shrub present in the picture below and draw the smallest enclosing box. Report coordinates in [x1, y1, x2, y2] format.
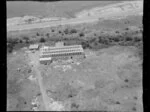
[39, 37, 46, 43]
[51, 29, 55, 32]
[36, 32, 40, 36]
[46, 33, 50, 38]
[7, 25, 142, 52]
[70, 29, 77, 34]
[79, 32, 85, 37]
[7, 43, 14, 53]
[64, 28, 69, 34]
[22, 36, 30, 43]
[58, 31, 62, 34]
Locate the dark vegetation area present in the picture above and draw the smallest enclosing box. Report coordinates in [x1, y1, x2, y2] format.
[7, 24, 143, 55]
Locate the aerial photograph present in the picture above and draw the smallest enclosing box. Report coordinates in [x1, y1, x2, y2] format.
[7, 0, 143, 111]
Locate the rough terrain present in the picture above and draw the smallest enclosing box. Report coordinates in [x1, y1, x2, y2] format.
[7, 46, 143, 111]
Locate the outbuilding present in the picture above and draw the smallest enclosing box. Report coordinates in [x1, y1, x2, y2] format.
[39, 57, 52, 65]
[29, 44, 39, 50]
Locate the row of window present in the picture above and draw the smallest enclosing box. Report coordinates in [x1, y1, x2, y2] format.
[42, 48, 83, 53]
[42, 52, 83, 57]
[46, 45, 82, 50]
[42, 50, 83, 55]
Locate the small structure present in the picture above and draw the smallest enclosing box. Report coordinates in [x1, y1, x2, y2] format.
[39, 57, 52, 65]
[55, 41, 64, 47]
[29, 44, 39, 51]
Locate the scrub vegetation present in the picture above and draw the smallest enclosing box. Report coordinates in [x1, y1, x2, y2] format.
[7, 13, 143, 111]
[7, 15, 143, 59]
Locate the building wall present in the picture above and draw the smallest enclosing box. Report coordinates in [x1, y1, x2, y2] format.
[41, 52, 84, 58]
[40, 59, 52, 65]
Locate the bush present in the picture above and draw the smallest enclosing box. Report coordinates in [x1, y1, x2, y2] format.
[70, 29, 77, 34]
[23, 36, 30, 43]
[36, 32, 40, 36]
[58, 31, 62, 34]
[79, 32, 84, 37]
[46, 33, 50, 37]
[7, 43, 14, 53]
[51, 29, 55, 32]
[115, 31, 119, 33]
[125, 37, 133, 41]
[133, 37, 142, 42]
[64, 28, 69, 34]
[81, 41, 89, 49]
[40, 37, 45, 43]
[112, 37, 120, 42]
[125, 27, 129, 30]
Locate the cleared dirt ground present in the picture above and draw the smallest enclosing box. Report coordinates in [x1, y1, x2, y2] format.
[41, 46, 142, 111]
[7, 45, 142, 111]
[7, 49, 42, 111]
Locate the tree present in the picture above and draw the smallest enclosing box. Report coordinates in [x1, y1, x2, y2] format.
[40, 37, 45, 43]
[64, 28, 69, 34]
[79, 32, 84, 37]
[51, 29, 55, 32]
[23, 36, 30, 43]
[70, 29, 77, 34]
[36, 32, 40, 36]
[46, 33, 50, 38]
[7, 43, 14, 53]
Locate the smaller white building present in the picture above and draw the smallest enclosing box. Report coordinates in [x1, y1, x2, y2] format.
[29, 44, 39, 50]
[39, 57, 52, 65]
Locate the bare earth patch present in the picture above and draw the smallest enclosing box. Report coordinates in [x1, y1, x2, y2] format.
[41, 46, 142, 111]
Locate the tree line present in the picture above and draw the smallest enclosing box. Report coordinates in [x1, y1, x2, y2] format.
[7, 26, 143, 54]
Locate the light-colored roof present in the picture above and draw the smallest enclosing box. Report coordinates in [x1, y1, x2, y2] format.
[42, 45, 83, 51]
[39, 57, 52, 61]
[29, 44, 39, 49]
[40, 45, 84, 56]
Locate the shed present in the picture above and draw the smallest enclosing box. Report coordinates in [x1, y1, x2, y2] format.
[29, 44, 39, 50]
[39, 57, 52, 65]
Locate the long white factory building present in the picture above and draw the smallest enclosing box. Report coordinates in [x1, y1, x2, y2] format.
[39, 43, 85, 64]
[41, 45, 84, 57]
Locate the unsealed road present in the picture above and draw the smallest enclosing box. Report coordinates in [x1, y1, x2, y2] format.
[28, 52, 51, 111]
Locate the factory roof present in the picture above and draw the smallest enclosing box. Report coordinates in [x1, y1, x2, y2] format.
[40, 45, 84, 56]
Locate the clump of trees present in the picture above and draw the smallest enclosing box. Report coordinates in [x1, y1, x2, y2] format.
[39, 37, 46, 43]
[7, 25, 143, 55]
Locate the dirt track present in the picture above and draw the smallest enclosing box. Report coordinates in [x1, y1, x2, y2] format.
[27, 51, 50, 110]
[7, 1, 143, 32]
